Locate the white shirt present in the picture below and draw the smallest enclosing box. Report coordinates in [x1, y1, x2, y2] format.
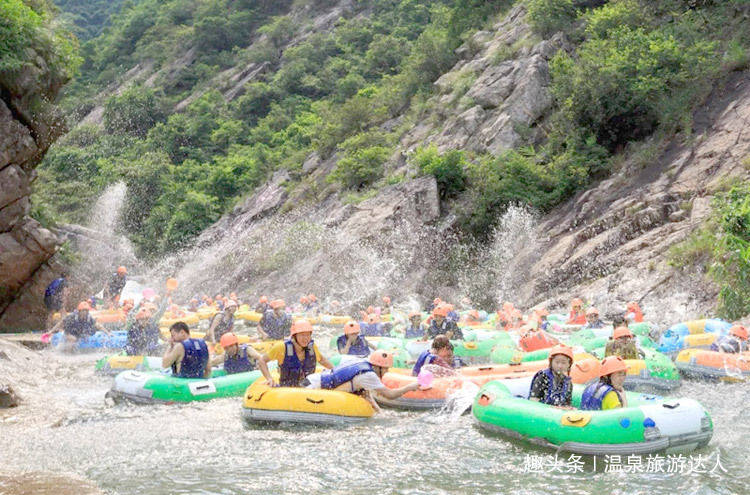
[306, 370, 386, 393]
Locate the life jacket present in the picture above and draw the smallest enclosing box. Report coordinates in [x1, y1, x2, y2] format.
[44, 278, 65, 299]
[426, 320, 462, 339]
[359, 322, 385, 337]
[581, 381, 622, 410]
[210, 311, 235, 341]
[567, 311, 586, 325]
[262, 311, 292, 340]
[279, 339, 317, 387]
[63, 312, 97, 338]
[320, 361, 374, 390]
[224, 345, 256, 374]
[126, 321, 160, 355]
[174, 338, 209, 378]
[412, 350, 438, 376]
[605, 340, 640, 360]
[336, 335, 370, 357]
[711, 335, 744, 354]
[404, 324, 424, 339]
[519, 331, 559, 352]
[625, 309, 644, 323]
[534, 368, 571, 406]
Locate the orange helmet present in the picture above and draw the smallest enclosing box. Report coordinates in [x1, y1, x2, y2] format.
[290, 319, 313, 336]
[730, 325, 749, 340]
[343, 321, 360, 335]
[259, 296, 268, 304]
[382, 296, 391, 305]
[626, 301, 640, 311]
[220, 332, 239, 348]
[308, 293, 317, 302]
[468, 310, 480, 321]
[366, 305, 375, 314]
[117, 266, 127, 275]
[368, 350, 394, 368]
[300, 296, 309, 305]
[571, 298, 583, 308]
[613, 326, 633, 339]
[270, 299, 285, 309]
[586, 307, 599, 316]
[77, 301, 91, 311]
[432, 305, 449, 318]
[366, 313, 379, 324]
[548, 345, 574, 363]
[600, 356, 628, 376]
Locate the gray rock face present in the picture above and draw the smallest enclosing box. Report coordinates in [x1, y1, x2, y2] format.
[417, 5, 569, 155]
[0, 45, 68, 331]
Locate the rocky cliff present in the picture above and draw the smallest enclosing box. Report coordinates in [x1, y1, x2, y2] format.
[0, 36, 70, 331]
[155, 5, 749, 325]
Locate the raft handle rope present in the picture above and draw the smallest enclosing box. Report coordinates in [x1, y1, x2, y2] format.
[662, 402, 680, 409]
[306, 398, 324, 404]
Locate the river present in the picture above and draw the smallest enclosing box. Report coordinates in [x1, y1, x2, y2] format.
[1, 347, 749, 495]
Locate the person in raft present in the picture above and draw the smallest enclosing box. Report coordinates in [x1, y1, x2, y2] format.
[50, 301, 110, 344]
[258, 299, 292, 340]
[566, 298, 586, 325]
[337, 321, 377, 357]
[425, 304, 463, 340]
[264, 319, 334, 387]
[207, 298, 238, 343]
[711, 325, 748, 354]
[583, 307, 605, 329]
[412, 335, 463, 376]
[624, 301, 644, 323]
[104, 266, 128, 307]
[210, 333, 274, 379]
[404, 311, 426, 339]
[605, 326, 644, 360]
[306, 351, 426, 412]
[255, 296, 270, 314]
[381, 296, 392, 315]
[162, 321, 210, 379]
[581, 356, 629, 410]
[528, 345, 574, 408]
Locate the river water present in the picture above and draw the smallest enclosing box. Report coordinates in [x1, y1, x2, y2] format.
[1, 347, 749, 495]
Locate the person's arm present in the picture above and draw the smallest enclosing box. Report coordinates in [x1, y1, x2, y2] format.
[341, 336, 353, 354]
[364, 390, 382, 413]
[162, 341, 184, 369]
[209, 353, 226, 367]
[314, 345, 334, 370]
[257, 315, 270, 340]
[367, 339, 378, 350]
[49, 317, 64, 333]
[203, 355, 212, 378]
[152, 294, 171, 324]
[207, 315, 220, 342]
[528, 373, 545, 402]
[374, 382, 419, 400]
[248, 346, 274, 385]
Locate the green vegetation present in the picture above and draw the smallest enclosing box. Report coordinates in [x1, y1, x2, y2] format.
[32, 0, 749, 270]
[54, 0, 131, 41]
[0, 0, 81, 83]
[669, 184, 750, 320]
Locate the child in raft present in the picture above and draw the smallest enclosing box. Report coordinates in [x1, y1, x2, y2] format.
[412, 335, 461, 377]
[528, 345, 574, 409]
[580, 356, 629, 410]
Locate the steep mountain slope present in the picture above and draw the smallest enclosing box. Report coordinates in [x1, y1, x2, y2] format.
[0, 0, 79, 330]
[17, 0, 750, 329]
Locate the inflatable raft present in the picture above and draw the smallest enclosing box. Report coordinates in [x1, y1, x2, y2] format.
[95, 355, 165, 375]
[241, 380, 374, 425]
[675, 349, 750, 381]
[657, 319, 732, 355]
[51, 330, 127, 350]
[473, 378, 713, 455]
[108, 369, 263, 404]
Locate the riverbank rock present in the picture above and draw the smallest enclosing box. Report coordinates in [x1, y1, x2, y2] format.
[0, 38, 70, 331]
[0, 383, 19, 408]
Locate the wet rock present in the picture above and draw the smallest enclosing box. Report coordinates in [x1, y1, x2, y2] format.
[0, 383, 19, 407]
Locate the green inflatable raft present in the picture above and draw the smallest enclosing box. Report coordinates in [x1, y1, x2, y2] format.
[107, 368, 264, 404]
[473, 379, 712, 455]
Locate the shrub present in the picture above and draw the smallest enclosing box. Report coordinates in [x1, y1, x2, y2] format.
[526, 0, 577, 38]
[103, 86, 165, 137]
[413, 145, 467, 199]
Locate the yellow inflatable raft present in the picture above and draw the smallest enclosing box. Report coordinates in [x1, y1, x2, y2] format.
[241, 380, 374, 425]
